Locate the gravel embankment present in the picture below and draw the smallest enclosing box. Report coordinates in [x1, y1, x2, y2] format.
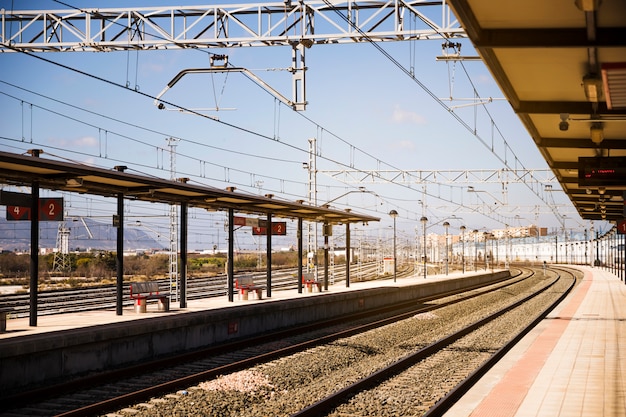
[108, 272, 573, 417]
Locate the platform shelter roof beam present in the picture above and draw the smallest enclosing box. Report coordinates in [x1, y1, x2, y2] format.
[0, 151, 378, 225]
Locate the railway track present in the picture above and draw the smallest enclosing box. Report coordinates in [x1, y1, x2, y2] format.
[0, 261, 405, 318]
[296, 266, 580, 417]
[0, 266, 564, 417]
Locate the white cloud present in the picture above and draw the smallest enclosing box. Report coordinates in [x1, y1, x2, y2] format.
[48, 136, 98, 149]
[391, 105, 427, 125]
[74, 136, 98, 147]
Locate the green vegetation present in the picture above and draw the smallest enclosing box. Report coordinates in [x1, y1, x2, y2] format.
[0, 250, 340, 290]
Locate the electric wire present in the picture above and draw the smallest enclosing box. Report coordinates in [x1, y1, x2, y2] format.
[319, 0, 566, 228]
[1, 1, 534, 228]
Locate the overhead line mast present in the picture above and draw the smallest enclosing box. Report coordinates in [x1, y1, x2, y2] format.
[167, 137, 180, 302]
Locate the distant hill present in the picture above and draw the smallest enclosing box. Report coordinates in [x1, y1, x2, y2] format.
[0, 216, 165, 252]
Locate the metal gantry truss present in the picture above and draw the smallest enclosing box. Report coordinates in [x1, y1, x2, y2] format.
[318, 167, 578, 224]
[0, 1, 465, 52]
[320, 168, 558, 186]
[1, 1, 466, 111]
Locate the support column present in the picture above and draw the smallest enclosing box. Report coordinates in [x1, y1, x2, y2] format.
[116, 192, 124, 315]
[345, 223, 350, 288]
[324, 223, 329, 291]
[180, 202, 188, 308]
[266, 213, 272, 298]
[227, 208, 235, 302]
[29, 177, 40, 327]
[297, 217, 303, 294]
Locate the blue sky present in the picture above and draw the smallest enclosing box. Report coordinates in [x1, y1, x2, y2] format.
[0, 1, 598, 251]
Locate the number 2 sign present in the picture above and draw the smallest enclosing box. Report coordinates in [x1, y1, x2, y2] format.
[6, 198, 64, 221]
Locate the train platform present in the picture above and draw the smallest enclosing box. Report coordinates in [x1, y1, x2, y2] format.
[0, 269, 472, 340]
[3, 268, 516, 396]
[444, 266, 626, 417]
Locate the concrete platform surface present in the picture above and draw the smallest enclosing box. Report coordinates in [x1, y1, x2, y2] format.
[444, 266, 626, 417]
[0, 269, 472, 339]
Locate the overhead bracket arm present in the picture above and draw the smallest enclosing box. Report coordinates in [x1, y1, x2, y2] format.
[154, 63, 307, 112]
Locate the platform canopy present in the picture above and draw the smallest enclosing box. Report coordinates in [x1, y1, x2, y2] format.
[0, 151, 379, 225]
[448, 0, 626, 222]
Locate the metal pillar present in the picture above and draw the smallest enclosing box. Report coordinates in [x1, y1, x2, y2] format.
[266, 213, 272, 298]
[167, 138, 179, 301]
[297, 218, 303, 294]
[324, 222, 330, 290]
[345, 223, 350, 288]
[306, 138, 317, 277]
[180, 202, 188, 308]
[227, 208, 235, 302]
[116, 192, 124, 315]
[29, 176, 40, 327]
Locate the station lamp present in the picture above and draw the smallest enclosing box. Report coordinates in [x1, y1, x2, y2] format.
[420, 216, 428, 279]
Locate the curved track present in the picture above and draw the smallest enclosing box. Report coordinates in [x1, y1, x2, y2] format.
[293, 266, 579, 417]
[1, 267, 541, 416]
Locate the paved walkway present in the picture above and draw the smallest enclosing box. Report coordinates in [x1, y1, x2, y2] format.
[444, 266, 626, 417]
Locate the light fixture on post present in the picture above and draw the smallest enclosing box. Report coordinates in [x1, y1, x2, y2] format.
[420, 216, 428, 279]
[590, 122, 604, 144]
[583, 74, 603, 102]
[460, 225, 466, 273]
[389, 209, 398, 283]
[483, 232, 489, 270]
[473, 230, 479, 272]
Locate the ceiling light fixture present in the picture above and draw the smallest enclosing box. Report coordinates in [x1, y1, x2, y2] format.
[601, 63, 626, 110]
[590, 122, 604, 144]
[65, 178, 83, 187]
[575, 0, 601, 12]
[583, 74, 603, 102]
[559, 113, 569, 131]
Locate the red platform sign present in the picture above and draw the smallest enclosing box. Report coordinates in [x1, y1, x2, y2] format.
[617, 219, 626, 235]
[252, 222, 287, 236]
[6, 198, 64, 221]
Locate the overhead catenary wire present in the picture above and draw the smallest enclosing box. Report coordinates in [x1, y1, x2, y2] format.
[1, 1, 553, 228]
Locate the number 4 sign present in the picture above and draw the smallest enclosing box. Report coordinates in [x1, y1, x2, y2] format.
[6, 198, 64, 221]
[252, 222, 287, 236]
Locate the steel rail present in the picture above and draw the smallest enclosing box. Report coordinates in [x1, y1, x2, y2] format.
[3, 269, 524, 416]
[0, 261, 398, 317]
[421, 266, 579, 417]
[289, 267, 576, 417]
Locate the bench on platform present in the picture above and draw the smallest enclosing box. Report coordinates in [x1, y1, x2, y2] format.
[234, 276, 264, 300]
[302, 272, 322, 292]
[129, 281, 170, 313]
